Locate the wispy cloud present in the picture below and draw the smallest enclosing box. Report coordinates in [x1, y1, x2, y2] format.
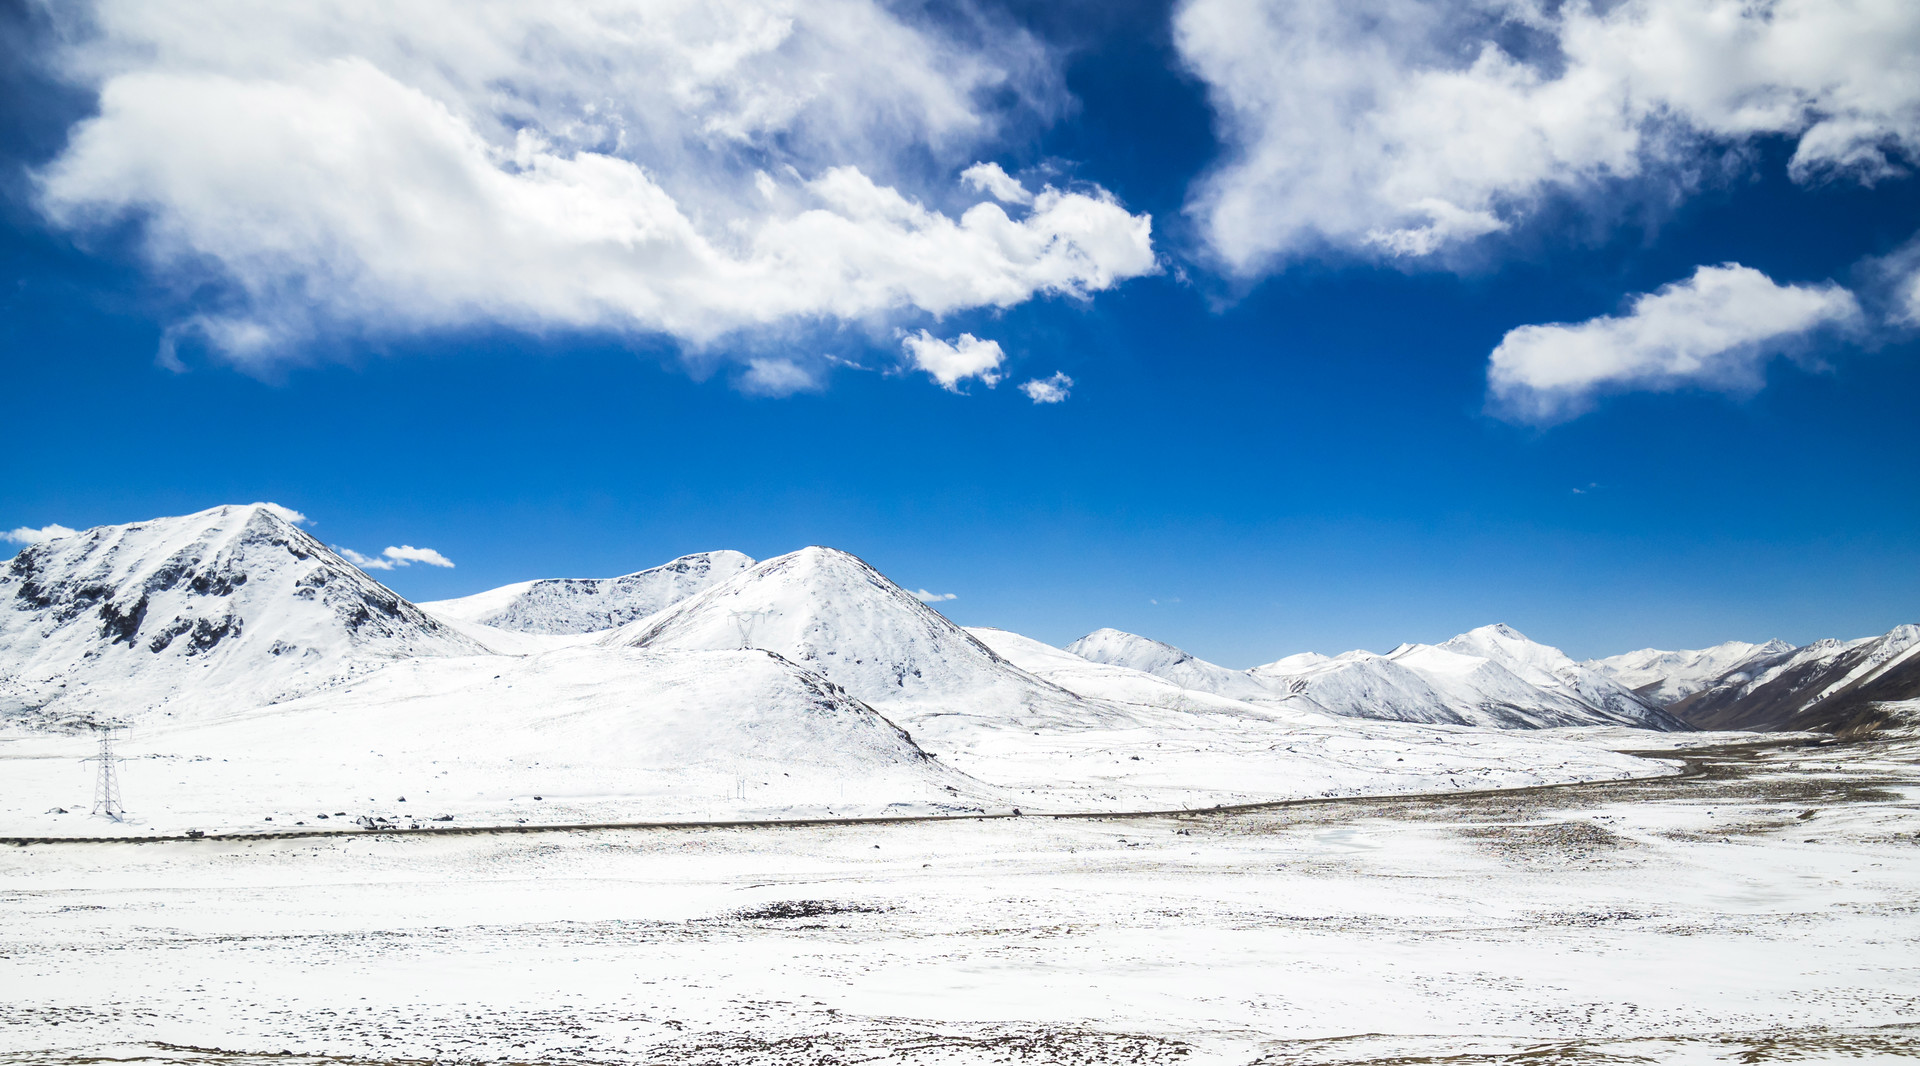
[1487, 264, 1861, 424]
[3, 523, 78, 545]
[738, 358, 821, 397]
[911, 589, 957, 603]
[1019, 371, 1072, 404]
[339, 544, 456, 571]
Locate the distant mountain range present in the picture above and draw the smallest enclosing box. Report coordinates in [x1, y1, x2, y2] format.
[4, 504, 1912, 750]
[1587, 629, 1920, 734]
[1070, 624, 1687, 731]
[4, 505, 1680, 834]
[1076, 621, 1920, 736]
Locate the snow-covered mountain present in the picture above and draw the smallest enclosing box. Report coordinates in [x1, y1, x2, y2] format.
[0, 503, 485, 730]
[605, 546, 1085, 721]
[1585, 640, 1797, 705]
[1068, 628, 1278, 704]
[1422, 624, 1684, 729]
[422, 550, 754, 634]
[1667, 625, 1920, 732]
[0, 505, 1693, 836]
[1068, 623, 1685, 730]
[1252, 650, 1472, 725]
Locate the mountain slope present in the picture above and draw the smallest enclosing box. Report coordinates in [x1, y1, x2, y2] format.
[1251, 650, 1474, 725]
[1670, 625, 1920, 732]
[1, 645, 994, 836]
[1067, 628, 1279, 704]
[422, 550, 754, 634]
[1428, 624, 1684, 730]
[0, 503, 486, 729]
[605, 546, 1083, 717]
[1586, 640, 1798, 705]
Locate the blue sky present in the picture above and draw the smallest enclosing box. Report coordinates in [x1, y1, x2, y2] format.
[3, 1, 1918, 665]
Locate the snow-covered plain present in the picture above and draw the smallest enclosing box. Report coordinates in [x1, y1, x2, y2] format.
[3, 735, 1916, 1065]
[6, 506, 1920, 1063]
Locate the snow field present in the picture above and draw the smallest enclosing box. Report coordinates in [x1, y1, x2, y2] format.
[2, 737, 1916, 1064]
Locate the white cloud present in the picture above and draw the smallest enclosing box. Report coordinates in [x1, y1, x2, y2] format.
[1901, 270, 1920, 327]
[911, 589, 957, 603]
[34, 1, 1154, 372]
[1863, 234, 1920, 327]
[3, 523, 79, 545]
[384, 545, 456, 568]
[901, 330, 1005, 391]
[339, 544, 456, 571]
[960, 161, 1033, 205]
[261, 503, 307, 525]
[1019, 371, 1073, 403]
[1487, 264, 1862, 424]
[337, 548, 393, 571]
[1176, 0, 1920, 273]
[738, 357, 820, 396]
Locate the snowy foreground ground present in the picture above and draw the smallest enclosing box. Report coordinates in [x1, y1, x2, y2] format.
[3, 734, 1918, 1065]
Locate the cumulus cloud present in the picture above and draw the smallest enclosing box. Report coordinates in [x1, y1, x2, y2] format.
[1019, 371, 1073, 403]
[3, 524, 79, 545]
[1487, 264, 1862, 424]
[262, 503, 308, 525]
[33, 1, 1154, 372]
[902, 330, 1005, 391]
[960, 161, 1033, 205]
[911, 589, 958, 602]
[340, 544, 456, 571]
[1176, 0, 1920, 273]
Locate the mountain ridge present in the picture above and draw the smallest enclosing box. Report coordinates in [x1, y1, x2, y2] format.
[1074, 623, 1685, 730]
[422, 550, 755, 635]
[0, 503, 486, 729]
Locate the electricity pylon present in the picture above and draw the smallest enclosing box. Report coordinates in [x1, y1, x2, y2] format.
[83, 726, 127, 821]
[728, 609, 771, 650]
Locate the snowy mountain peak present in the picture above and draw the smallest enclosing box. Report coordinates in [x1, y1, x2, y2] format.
[1428, 623, 1679, 729]
[1, 503, 484, 728]
[423, 549, 754, 634]
[1068, 628, 1196, 672]
[1066, 622, 1683, 730]
[606, 546, 1068, 710]
[1069, 629, 1278, 703]
[1439, 624, 1576, 680]
[1261, 651, 1333, 670]
[1585, 639, 1801, 706]
[1666, 622, 1920, 731]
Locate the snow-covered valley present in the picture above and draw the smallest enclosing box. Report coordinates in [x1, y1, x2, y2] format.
[4, 734, 1917, 1065]
[5, 505, 1919, 1065]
